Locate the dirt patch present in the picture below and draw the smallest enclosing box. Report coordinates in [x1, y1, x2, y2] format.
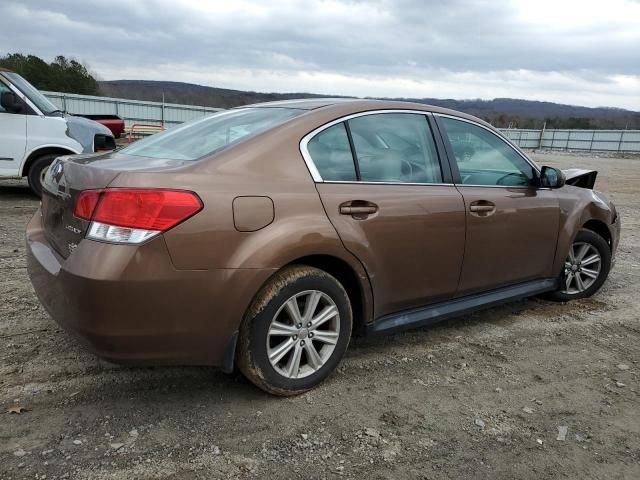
[1, 153, 639, 479]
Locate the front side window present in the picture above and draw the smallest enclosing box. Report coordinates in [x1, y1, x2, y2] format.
[440, 117, 535, 187]
[122, 107, 303, 161]
[4, 72, 59, 115]
[348, 113, 442, 183]
[0, 81, 14, 114]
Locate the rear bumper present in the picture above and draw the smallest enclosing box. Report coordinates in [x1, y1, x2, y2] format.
[26, 209, 275, 367]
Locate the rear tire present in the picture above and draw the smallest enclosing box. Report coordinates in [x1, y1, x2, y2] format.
[544, 230, 611, 302]
[27, 154, 58, 197]
[237, 265, 352, 396]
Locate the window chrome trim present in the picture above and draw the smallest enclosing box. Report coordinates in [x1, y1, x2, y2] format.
[455, 184, 550, 190]
[433, 113, 541, 174]
[300, 109, 438, 183]
[321, 180, 454, 186]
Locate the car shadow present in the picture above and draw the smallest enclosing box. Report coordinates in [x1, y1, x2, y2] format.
[54, 362, 273, 405]
[43, 297, 550, 403]
[348, 296, 549, 353]
[0, 179, 36, 200]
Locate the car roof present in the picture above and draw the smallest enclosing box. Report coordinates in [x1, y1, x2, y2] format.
[240, 98, 356, 110]
[245, 97, 494, 130]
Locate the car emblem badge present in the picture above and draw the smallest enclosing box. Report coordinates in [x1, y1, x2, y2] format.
[65, 224, 81, 234]
[52, 161, 64, 182]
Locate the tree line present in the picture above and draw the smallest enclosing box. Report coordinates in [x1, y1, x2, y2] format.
[2, 53, 638, 129]
[481, 113, 635, 130]
[0, 53, 98, 95]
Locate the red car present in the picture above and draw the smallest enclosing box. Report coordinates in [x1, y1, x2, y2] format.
[76, 114, 125, 138]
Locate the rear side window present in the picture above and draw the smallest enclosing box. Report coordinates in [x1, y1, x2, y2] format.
[348, 113, 442, 183]
[122, 107, 303, 161]
[305, 112, 444, 184]
[306, 123, 357, 181]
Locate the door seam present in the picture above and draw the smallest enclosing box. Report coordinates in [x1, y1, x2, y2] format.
[453, 184, 468, 297]
[312, 181, 376, 321]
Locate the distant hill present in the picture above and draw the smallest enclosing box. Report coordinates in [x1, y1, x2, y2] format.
[98, 80, 334, 109]
[99, 79, 640, 129]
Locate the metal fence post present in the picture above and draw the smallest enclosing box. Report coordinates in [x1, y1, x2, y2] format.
[62, 94, 67, 113]
[566, 131, 571, 151]
[538, 122, 546, 150]
[161, 93, 165, 128]
[618, 131, 624, 152]
[589, 130, 595, 152]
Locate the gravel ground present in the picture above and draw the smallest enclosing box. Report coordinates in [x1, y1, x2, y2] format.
[1, 152, 639, 479]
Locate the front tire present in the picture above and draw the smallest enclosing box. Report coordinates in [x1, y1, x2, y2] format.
[27, 154, 58, 197]
[545, 230, 611, 302]
[237, 265, 352, 396]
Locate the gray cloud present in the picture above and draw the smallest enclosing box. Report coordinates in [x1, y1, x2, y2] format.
[1, 0, 639, 108]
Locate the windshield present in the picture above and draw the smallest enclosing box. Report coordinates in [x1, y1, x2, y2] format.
[5, 72, 60, 115]
[121, 107, 304, 161]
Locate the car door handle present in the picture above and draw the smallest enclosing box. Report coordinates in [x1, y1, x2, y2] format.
[469, 205, 494, 212]
[339, 201, 378, 216]
[469, 201, 496, 215]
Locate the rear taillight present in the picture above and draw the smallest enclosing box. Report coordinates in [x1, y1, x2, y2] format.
[74, 189, 202, 244]
[74, 190, 101, 219]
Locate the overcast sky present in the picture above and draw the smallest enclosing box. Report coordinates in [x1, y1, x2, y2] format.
[1, 0, 639, 109]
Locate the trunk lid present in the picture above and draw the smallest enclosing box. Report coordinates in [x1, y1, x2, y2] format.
[41, 151, 188, 258]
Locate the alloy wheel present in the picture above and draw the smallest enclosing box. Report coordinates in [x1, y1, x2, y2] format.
[266, 290, 340, 379]
[562, 241, 602, 295]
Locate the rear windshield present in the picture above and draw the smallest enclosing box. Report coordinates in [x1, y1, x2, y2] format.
[121, 107, 303, 161]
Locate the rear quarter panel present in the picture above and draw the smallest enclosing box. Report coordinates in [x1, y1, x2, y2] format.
[110, 130, 375, 325]
[112, 135, 352, 271]
[111, 110, 371, 272]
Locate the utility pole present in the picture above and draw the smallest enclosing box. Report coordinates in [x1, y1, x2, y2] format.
[538, 121, 546, 151]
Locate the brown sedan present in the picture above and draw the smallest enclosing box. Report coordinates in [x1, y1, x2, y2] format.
[26, 99, 620, 395]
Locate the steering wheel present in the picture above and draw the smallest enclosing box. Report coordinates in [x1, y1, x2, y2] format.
[400, 159, 414, 179]
[496, 172, 526, 186]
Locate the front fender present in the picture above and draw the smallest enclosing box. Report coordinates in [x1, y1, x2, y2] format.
[552, 186, 616, 275]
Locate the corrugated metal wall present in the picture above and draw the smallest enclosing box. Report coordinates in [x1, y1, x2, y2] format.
[43, 91, 223, 130]
[500, 128, 640, 152]
[42, 91, 640, 152]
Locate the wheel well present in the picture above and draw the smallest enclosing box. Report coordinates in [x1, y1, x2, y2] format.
[21, 147, 75, 177]
[287, 255, 367, 335]
[582, 219, 611, 249]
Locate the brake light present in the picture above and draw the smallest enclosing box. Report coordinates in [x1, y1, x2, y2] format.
[74, 189, 202, 244]
[74, 190, 101, 220]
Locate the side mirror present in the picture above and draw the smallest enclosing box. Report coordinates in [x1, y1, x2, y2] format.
[540, 166, 565, 189]
[1, 91, 23, 113]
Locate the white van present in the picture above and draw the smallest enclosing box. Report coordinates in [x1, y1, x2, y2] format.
[0, 68, 115, 196]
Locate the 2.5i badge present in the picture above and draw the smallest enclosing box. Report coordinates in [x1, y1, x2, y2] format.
[65, 224, 81, 235]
